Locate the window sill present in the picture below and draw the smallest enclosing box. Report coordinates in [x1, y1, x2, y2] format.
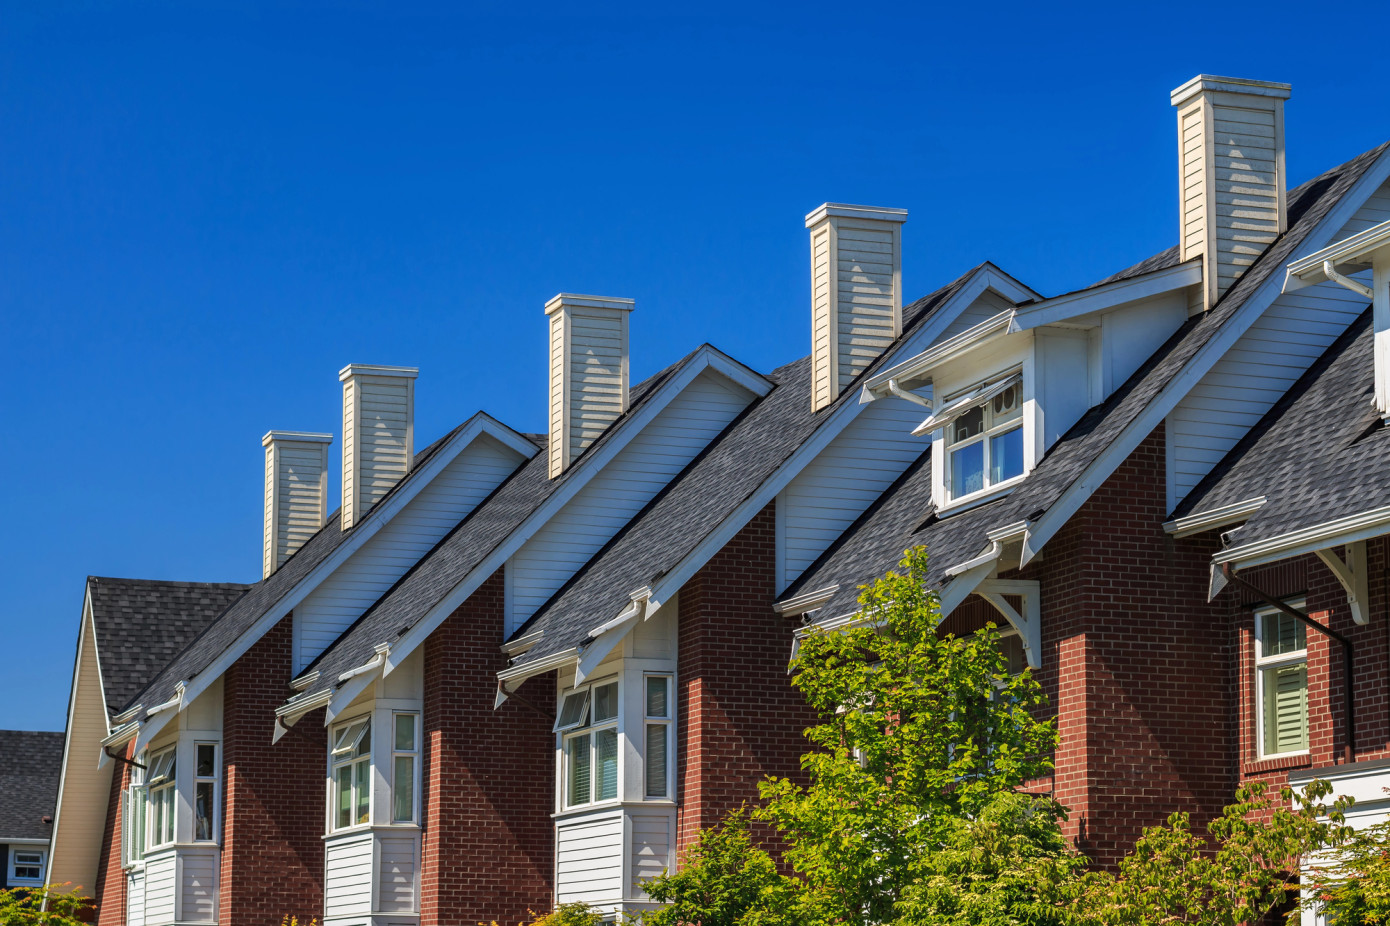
[322, 823, 420, 841]
[938, 474, 1029, 517]
[1243, 752, 1312, 775]
[553, 799, 677, 821]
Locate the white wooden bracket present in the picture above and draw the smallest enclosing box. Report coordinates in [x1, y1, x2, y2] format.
[1315, 541, 1371, 626]
[974, 579, 1042, 669]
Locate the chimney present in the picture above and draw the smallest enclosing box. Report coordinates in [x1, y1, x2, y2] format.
[1171, 75, 1291, 311]
[805, 203, 908, 411]
[339, 364, 418, 529]
[262, 430, 332, 578]
[546, 294, 633, 478]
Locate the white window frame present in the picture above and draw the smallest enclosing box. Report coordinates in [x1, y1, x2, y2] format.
[556, 677, 621, 811]
[192, 742, 219, 843]
[940, 371, 1026, 504]
[643, 674, 674, 800]
[390, 711, 420, 825]
[8, 846, 44, 885]
[146, 746, 177, 849]
[328, 715, 373, 832]
[122, 757, 148, 867]
[1254, 601, 1310, 760]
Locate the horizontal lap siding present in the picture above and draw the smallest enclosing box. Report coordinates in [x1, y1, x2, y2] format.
[550, 310, 567, 477]
[835, 223, 898, 390]
[507, 372, 752, 634]
[629, 812, 674, 901]
[377, 833, 419, 914]
[939, 288, 1015, 340]
[1211, 105, 1281, 295]
[295, 435, 523, 670]
[779, 397, 928, 590]
[180, 849, 219, 923]
[555, 815, 623, 905]
[127, 869, 145, 926]
[143, 853, 177, 925]
[812, 226, 834, 409]
[324, 833, 374, 917]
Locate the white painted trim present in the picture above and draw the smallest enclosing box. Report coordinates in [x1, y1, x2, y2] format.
[975, 579, 1041, 670]
[338, 364, 419, 382]
[1285, 220, 1390, 291]
[262, 430, 333, 446]
[1170, 74, 1291, 107]
[1009, 260, 1203, 331]
[1163, 496, 1267, 538]
[860, 311, 1014, 398]
[1216, 506, 1390, 570]
[1315, 542, 1370, 626]
[804, 203, 908, 226]
[774, 585, 840, 616]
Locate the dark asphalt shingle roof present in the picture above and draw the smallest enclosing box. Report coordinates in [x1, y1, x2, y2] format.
[0, 731, 64, 841]
[782, 143, 1389, 619]
[88, 577, 251, 716]
[1175, 307, 1389, 548]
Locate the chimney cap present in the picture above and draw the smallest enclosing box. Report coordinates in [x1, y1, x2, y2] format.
[1171, 75, 1291, 107]
[338, 363, 420, 382]
[262, 430, 334, 447]
[545, 294, 636, 315]
[805, 203, 908, 228]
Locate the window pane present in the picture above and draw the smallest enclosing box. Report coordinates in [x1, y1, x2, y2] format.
[393, 755, 415, 823]
[951, 442, 984, 497]
[395, 714, 416, 752]
[592, 682, 618, 724]
[951, 406, 984, 444]
[152, 790, 165, 844]
[1263, 663, 1308, 754]
[646, 677, 669, 719]
[645, 724, 668, 798]
[557, 691, 589, 730]
[195, 782, 214, 840]
[354, 719, 372, 759]
[999, 635, 1026, 676]
[1261, 613, 1306, 657]
[567, 733, 591, 806]
[595, 728, 618, 801]
[336, 766, 353, 829]
[991, 383, 1022, 424]
[197, 744, 216, 778]
[133, 789, 146, 859]
[990, 426, 1024, 484]
[354, 760, 371, 824]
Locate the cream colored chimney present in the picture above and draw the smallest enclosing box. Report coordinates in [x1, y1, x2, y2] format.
[1171, 75, 1291, 311]
[546, 294, 633, 478]
[339, 364, 418, 529]
[805, 203, 907, 411]
[262, 430, 332, 577]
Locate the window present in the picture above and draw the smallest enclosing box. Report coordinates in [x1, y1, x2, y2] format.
[557, 679, 619, 808]
[122, 759, 147, 865]
[391, 713, 419, 824]
[944, 377, 1024, 499]
[644, 675, 672, 799]
[194, 743, 217, 841]
[1255, 606, 1309, 758]
[10, 848, 43, 883]
[147, 747, 176, 848]
[330, 717, 371, 830]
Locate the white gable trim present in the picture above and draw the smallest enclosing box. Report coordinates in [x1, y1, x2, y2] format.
[1009, 260, 1203, 331]
[383, 345, 772, 678]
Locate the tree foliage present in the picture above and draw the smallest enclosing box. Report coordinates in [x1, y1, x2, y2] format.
[0, 885, 93, 926]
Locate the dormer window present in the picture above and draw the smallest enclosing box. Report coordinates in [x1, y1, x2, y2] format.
[941, 374, 1024, 500]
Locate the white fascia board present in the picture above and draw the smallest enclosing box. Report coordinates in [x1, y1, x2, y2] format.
[137, 411, 538, 730]
[1162, 496, 1267, 538]
[386, 345, 766, 679]
[1214, 505, 1390, 570]
[860, 311, 1014, 399]
[1009, 260, 1203, 331]
[774, 584, 840, 616]
[1285, 220, 1390, 292]
[1017, 147, 1390, 574]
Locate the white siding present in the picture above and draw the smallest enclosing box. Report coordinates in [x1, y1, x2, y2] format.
[179, 848, 219, 923]
[629, 812, 674, 901]
[778, 395, 929, 590]
[296, 434, 523, 670]
[811, 224, 834, 411]
[342, 369, 415, 530]
[377, 832, 419, 914]
[1167, 182, 1389, 508]
[324, 831, 375, 918]
[264, 435, 330, 577]
[834, 221, 899, 389]
[939, 288, 1014, 340]
[507, 371, 752, 634]
[555, 813, 624, 905]
[126, 868, 145, 926]
[549, 309, 567, 478]
[547, 296, 632, 477]
[143, 851, 177, 926]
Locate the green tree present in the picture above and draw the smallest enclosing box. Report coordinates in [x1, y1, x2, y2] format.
[1301, 794, 1390, 926]
[641, 808, 791, 926]
[0, 884, 93, 926]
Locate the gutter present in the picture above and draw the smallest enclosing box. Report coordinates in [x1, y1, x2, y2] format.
[1212, 505, 1390, 577]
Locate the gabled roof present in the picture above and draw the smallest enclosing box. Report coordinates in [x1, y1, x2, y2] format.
[782, 142, 1390, 621]
[0, 730, 64, 841]
[1175, 308, 1388, 556]
[87, 577, 250, 717]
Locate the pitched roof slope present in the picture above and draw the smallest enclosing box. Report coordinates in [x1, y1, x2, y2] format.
[0, 730, 64, 841]
[1175, 308, 1387, 548]
[88, 577, 250, 716]
[782, 143, 1388, 619]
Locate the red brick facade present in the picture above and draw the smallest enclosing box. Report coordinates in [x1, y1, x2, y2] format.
[219, 616, 326, 926]
[93, 742, 129, 926]
[419, 569, 556, 923]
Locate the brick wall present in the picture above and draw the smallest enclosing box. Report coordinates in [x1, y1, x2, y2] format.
[675, 503, 816, 854]
[419, 569, 555, 923]
[220, 615, 326, 926]
[93, 741, 129, 926]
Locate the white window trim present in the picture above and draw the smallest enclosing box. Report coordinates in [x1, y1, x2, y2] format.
[390, 711, 421, 825]
[643, 673, 674, 801]
[192, 742, 219, 843]
[146, 746, 177, 850]
[557, 676, 621, 812]
[8, 846, 45, 885]
[328, 714, 373, 833]
[1254, 601, 1310, 760]
[939, 369, 1026, 506]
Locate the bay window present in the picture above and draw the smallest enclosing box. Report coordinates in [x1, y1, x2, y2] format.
[330, 717, 372, 830]
[122, 759, 148, 866]
[1255, 605, 1309, 757]
[147, 747, 177, 848]
[644, 675, 672, 799]
[557, 679, 619, 808]
[943, 376, 1024, 499]
[391, 712, 419, 824]
[194, 743, 218, 841]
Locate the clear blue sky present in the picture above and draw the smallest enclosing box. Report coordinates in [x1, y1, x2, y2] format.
[4, 0, 1389, 732]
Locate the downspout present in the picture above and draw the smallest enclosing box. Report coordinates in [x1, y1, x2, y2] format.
[1323, 260, 1375, 300]
[102, 746, 148, 771]
[1220, 562, 1356, 764]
